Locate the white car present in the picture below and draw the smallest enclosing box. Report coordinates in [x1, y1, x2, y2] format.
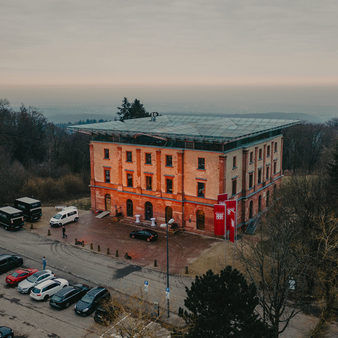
[50, 206, 79, 227]
[18, 270, 55, 294]
[30, 278, 69, 301]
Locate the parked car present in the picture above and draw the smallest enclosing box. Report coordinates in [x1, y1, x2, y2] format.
[18, 270, 55, 294]
[0, 326, 14, 338]
[30, 278, 68, 301]
[74, 287, 110, 316]
[50, 206, 79, 227]
[94, 303, 116, 325]
[6, 268, 38, 286]
[0, 207, 24, 231]
[0, 254, 23, 274]
[129, 229, 158, 242]
[14, 197, 42, 222]
[50, 284, 90, 309]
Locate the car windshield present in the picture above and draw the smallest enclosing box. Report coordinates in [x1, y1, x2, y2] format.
[27, 274, 39, 282]
[53, 213, 62, 220]
[31, 202, 41, 208]
[81, 293, 95, 304]
[32, 287, 40, 294]
[52, 295, 62, 302]
[11, 272, 19, 277]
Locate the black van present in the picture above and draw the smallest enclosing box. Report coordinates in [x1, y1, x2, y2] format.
[14, 197, 42, 221]
[0, 206, 24, 230]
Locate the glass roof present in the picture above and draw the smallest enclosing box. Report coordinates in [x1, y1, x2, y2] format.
[69, 115, 299, 142]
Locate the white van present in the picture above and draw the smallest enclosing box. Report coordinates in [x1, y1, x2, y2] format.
[49, 207, 79, 227]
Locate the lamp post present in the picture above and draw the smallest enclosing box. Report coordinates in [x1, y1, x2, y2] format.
[161, 218, 174, 318]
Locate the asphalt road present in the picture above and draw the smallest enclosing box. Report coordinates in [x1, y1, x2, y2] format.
[0, 227, 191, 335]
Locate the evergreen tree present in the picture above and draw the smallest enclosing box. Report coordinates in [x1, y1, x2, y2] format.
[178, 266, 271, 338]
[116, 97, 150, 121]
[117, 97, 131, 121]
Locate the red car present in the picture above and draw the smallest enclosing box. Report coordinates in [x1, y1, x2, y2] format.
[6, 268, 38, 286]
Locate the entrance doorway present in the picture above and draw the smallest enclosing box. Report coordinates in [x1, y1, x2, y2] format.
[196, 210, 205, 230]
[126, 199, 133, 217]
[165, 206, 173, 223]
[145, 202, 153, 220]
[105, 194, 111, 211]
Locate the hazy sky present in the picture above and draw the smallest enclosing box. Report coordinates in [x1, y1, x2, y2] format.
[1, 1, 338, 119]
[1, 0, 338, 86]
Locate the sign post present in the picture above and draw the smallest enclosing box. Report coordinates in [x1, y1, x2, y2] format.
[144, 280, 149, 293]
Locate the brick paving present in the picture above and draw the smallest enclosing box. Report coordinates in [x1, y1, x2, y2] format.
[31, 208, 219, 275]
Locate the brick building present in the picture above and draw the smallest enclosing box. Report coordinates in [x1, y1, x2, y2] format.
[71, 115, 298, 235]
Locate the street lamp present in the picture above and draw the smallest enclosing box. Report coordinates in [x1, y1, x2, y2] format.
[161, 218, 174, 318]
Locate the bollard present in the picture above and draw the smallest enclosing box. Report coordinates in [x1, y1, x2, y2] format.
[154, 259, 157, 267]
[48, 229, 51, 236]
[98, 245, 100, 252]
[30, 224, 33, 229]
[185, 266, 189, 274]
[115, 249, 119, 257]
[107, 248, 110, 255]
[75, 238, 78, 245]
[90, 243, 93, 250]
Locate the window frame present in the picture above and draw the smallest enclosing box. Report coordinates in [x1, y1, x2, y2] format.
[197, 182, 205, 198]
[232, 178, 237, 196]
[198, 157, 205, 170]
[249, 173, 253, 189]
[104, 169, 111, 183]
[232, 156, 237, 168]
[127, 173, 133, 187]
[145, 175, 152, 191]
[104, 148, 109, 159]
[126, 151, 132, 163]
[258, 168, 262, 184]
[145, 153, 152, 165]
[249, 152, 253, 163]
[166, 178, 173, 194]
[165, 155, 173, 167]
[267, 145, 270, 157]
[258, 149, 262, 160]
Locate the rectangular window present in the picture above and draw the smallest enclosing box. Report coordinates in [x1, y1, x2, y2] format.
[258, 168, 262, 184]
[266, 166, 270, 180]
[267, 145, 270, 157]
[198, 157, 205, 170]
[145, 153, 152, 164]
[146, 176, 152, 190]
[259, 149, 262, 160]
[249, 152, 253, 163]
[104, 149, 109, 159]
[232, 179, 237, 195]
[127, 173, 133, 187]
[104, 169, 110, 183]
[197, 182, 205, 197]
[166, 178, 173, 193]
[126, 151, 132, 162]
[274, 142, 278, 152]
[166, 155, 172, 167]
[233, 156, 237, 168]
[274, 161, 277, 174]
[249, 173, 253, 189]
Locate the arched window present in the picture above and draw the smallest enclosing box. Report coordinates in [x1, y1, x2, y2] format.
[145, 202, 153, 220]
[196, 210, 205, 230]
[258, 195, 262, 212]
[266, 191, 270, 208]
[105, 194, 111, 211]
[249, 201, 253, 219]
[165, 206, 173, 223]
[126, 199, 133, 217]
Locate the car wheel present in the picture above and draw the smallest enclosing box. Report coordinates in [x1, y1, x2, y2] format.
[5, 225, 8, 230]
[65, 302, 70, 308]
[75, 217, 79, 222]
[147, 237, 151, 242]
[59, 223, 62, 227]
[44, 295, 49, 301]
[131, 235, 135, 239]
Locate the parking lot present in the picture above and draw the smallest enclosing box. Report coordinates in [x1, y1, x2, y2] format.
[30, 207, 219, 275]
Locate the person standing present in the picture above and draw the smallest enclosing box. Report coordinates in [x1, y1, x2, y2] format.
[42, 256, 46, 270]
[62, 225, 67, 239]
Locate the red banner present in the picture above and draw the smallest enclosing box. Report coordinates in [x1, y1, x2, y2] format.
[214, 204, 225, 236]
[217, 193, 228, 204]
[226, 200, 237, 243]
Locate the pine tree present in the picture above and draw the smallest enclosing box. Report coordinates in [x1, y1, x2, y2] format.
[116, 97, 150, 121]
[117, 97, 131, 121]
[178, 266, 271, 338]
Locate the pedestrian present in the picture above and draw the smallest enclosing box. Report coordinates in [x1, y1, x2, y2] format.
[62, 225, 67, 239]
[42, 256, 46, 270]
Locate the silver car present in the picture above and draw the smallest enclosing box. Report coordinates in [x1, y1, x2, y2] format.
[17, 270, 55, 294]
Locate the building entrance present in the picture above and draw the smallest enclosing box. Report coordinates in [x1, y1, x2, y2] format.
[145, 202, 153, 220]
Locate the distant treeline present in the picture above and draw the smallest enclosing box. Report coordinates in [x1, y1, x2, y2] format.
[57, 118, 109, 128]
[0, 99, 90, 205]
